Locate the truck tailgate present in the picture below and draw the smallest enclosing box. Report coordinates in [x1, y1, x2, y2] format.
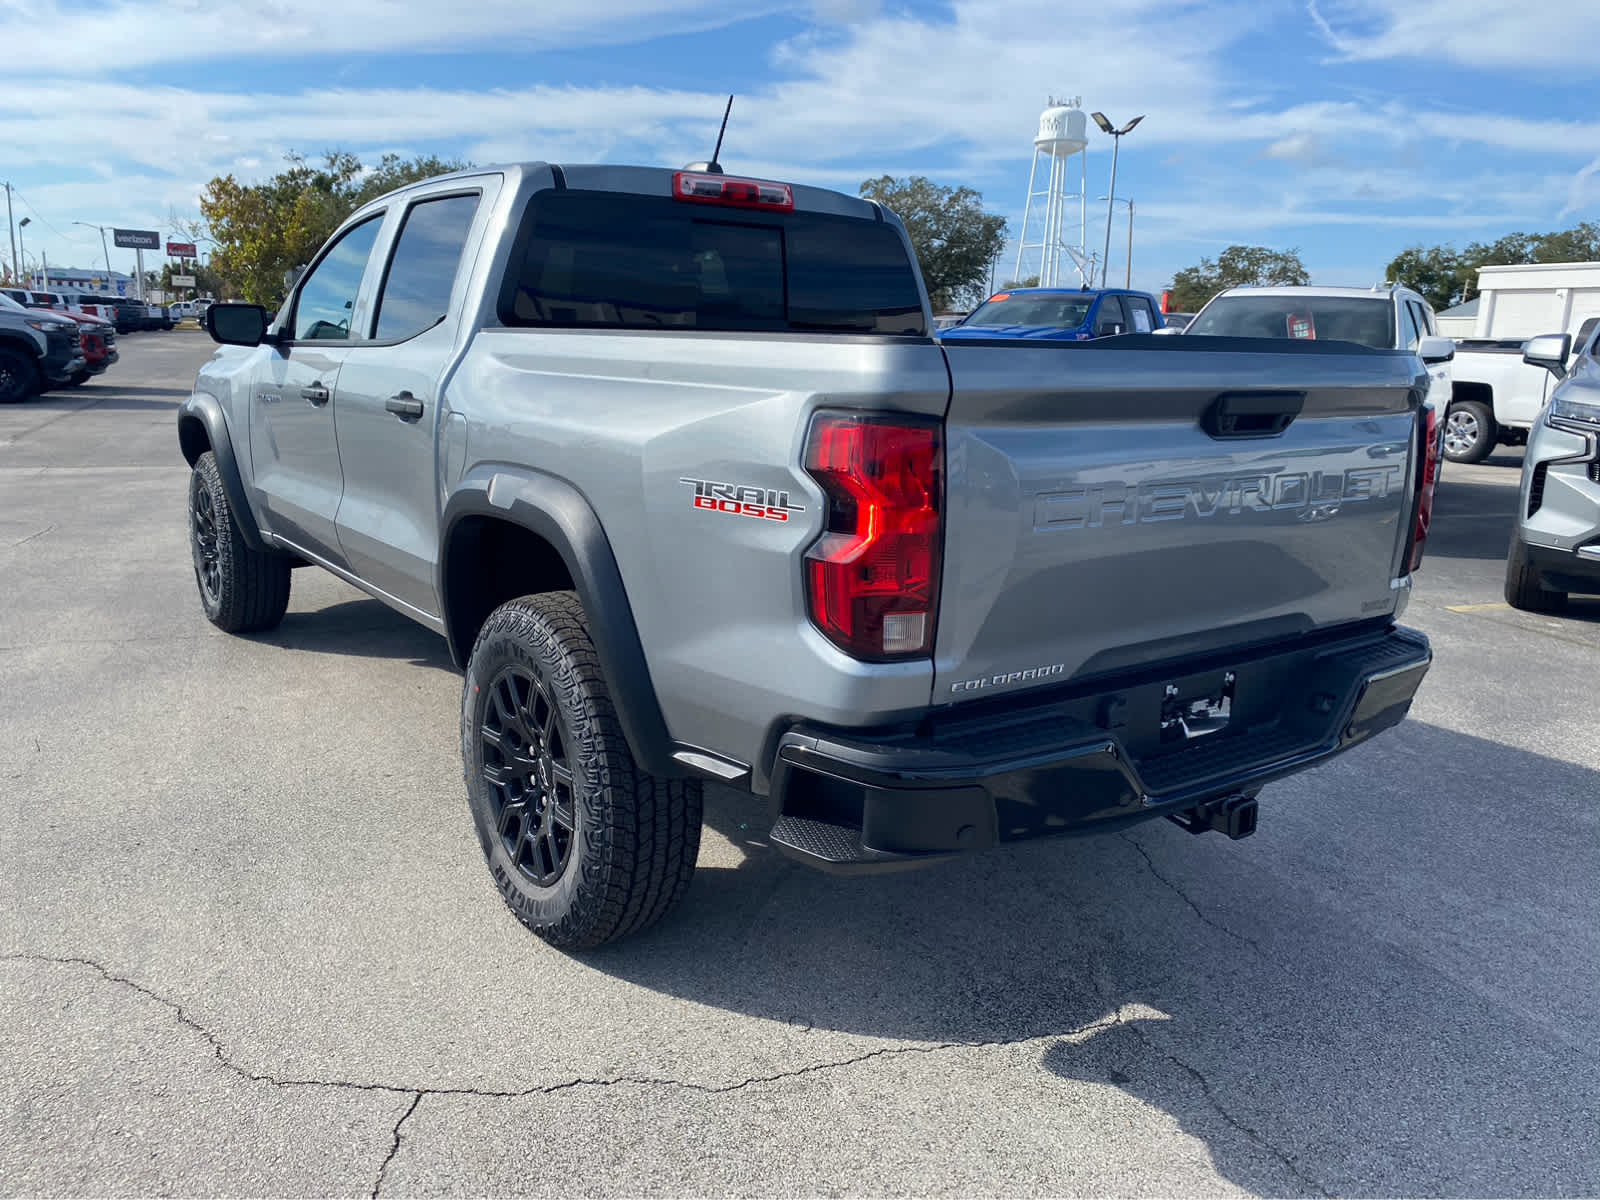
[935, 337, 1424, 702]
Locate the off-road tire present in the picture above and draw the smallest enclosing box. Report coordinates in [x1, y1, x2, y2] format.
[0, 346, 40, 404]
[1504, 536, 1567, 613]
[187, 451, 291, 632]
[462, 592, 702, 949]
[1443, 400, 1496, 464]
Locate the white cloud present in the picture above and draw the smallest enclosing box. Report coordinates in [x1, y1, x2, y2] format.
[0, 0, 787, 70]
[1307, 0, 1592, 71]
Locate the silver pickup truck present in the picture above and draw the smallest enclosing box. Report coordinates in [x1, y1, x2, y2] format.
[180, 162, 1436, 947]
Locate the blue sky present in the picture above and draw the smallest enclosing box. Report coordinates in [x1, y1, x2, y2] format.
[2, 0, 1595, 300]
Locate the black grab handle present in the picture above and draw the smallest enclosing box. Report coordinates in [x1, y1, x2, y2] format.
[1203, 391, 1306, 438]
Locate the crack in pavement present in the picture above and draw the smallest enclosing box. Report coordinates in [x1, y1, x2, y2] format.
[1118, 832, 1267, 959]
[0, 948, 1120, 1100]
[7, 948, 1320, 1192]
[7, 523, 54, 549]
[1118, 1015, 1334, 1199]
[371, 1092, 422, 1199]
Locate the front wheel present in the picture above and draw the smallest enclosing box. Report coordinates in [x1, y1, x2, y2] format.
[1505, 536, 1566, 613]
[462, 592, 702, 948]
[187, 451, 291, 632]
[0, 347, 40, 404]
[1443, 400, 1496, 464]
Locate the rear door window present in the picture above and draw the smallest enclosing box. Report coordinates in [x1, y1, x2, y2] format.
[503, 190, 925, 335]
[372, 193, 481, 341]
[1125, 295, 1155, 333]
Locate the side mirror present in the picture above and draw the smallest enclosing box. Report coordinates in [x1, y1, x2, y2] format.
[1417, 334, 1455, 365]
[205, 302, 270, 347]
[1523, 333, 1571, 381]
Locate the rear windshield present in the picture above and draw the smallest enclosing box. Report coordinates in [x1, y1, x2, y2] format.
[1188, 295, 1396, 348]
[502, 189, 926, 335]
[961, 293, 1092, 329]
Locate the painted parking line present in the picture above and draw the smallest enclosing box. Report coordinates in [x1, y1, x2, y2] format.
[1446, 602, 1513, 613]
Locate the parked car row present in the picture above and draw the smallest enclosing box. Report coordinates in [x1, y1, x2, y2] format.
[0, 288, 121, 402]
[1, 287, 178, 335]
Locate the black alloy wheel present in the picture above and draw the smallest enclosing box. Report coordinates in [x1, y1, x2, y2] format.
[481, 665, 578, 886]
[190, 474, 222, 605]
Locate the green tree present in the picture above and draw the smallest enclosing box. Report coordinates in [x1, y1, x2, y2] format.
[199, 151, 468, 306]
[1166, 245, 1309, 313]
[1000, 276, 1041, 289]
[1387, 221, 1600, 311]
[859, 175, 1007, 311]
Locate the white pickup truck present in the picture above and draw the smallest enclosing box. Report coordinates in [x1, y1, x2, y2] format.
[1445, 315, 1600, 463]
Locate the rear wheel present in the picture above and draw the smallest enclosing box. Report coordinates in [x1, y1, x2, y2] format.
[1504, 536, 1566, 613]
[187, 451, 291, 632]
[462, 592, 702, 948]
[1443, 400, 1496, 464]
[0, 347, 40, 404]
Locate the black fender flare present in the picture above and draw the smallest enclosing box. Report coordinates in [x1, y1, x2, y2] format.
[439, 467, 681, 779]
[176, 392, 267, 552]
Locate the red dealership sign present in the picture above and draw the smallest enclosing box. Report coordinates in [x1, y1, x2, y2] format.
[166, 241, 198, 258]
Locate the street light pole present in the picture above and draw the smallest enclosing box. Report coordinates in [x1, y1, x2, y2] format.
[4, 182, 17, 283]
[17, 217, 30, 286]
[74, 221, 114, 288]
[1090, 112, 1143, 289]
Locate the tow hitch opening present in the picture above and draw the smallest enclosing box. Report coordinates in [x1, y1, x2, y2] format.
[1167, 793, 1258, 840]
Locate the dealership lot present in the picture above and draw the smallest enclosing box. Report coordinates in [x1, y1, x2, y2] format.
[3, 335, 1599, 1197]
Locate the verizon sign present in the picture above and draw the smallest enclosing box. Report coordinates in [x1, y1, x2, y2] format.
[166, 241, 198, 258]
[113, 228, 160, 250]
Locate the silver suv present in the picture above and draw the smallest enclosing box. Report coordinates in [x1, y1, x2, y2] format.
[1504, 329, 1600, 610]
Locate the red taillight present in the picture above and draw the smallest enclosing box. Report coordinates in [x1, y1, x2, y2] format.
[672, 170, 794, 212]
[1407, 404, 1440, 573]
[803, 413, 942, 660]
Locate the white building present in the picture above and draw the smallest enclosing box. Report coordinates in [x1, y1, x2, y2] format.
[1471, 261, 1600, 340]
[1435, 297, 1478, 338]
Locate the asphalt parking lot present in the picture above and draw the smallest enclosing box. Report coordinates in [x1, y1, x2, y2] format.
[3, 334, 1599, 1198]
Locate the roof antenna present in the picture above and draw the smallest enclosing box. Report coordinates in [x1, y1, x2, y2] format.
[686, 95, 734, 174]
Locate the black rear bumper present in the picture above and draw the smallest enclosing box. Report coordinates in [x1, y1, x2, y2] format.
[768, 623, 1431, 873]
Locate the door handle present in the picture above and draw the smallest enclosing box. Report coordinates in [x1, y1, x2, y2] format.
[385, 392, 425, 421]
[300, 384, 330, 406]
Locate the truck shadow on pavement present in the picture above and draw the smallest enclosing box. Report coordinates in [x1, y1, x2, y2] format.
[582, 719, 1600, 1197]
[250, 598, 457, 671]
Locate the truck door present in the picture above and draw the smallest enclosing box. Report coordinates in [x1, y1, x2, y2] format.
[248, 214, 385, 563]
[333, 187, 489, 617]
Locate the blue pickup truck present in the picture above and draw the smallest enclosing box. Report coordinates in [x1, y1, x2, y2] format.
[940, 286, 1166, 340]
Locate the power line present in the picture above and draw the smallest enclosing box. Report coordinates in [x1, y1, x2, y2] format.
[10, 187, 78, 242]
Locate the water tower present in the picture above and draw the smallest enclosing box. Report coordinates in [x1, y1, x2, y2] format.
[1013, 97, 1091, 288]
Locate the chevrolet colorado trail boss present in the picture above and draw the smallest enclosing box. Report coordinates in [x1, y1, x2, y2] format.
[181, 163, 1436, 947]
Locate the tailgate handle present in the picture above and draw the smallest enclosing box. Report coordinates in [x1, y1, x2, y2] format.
[1205, 391, 1305, 438]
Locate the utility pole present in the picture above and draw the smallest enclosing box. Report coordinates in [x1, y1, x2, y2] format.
[1125, 199, 1134, 288]
[4, 182, 17, 283]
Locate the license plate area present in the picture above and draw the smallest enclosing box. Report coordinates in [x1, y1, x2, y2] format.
[1161, 671, 1236, 744]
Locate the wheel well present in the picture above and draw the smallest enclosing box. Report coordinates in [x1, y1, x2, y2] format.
[0, 333, 42, 365]
[1451, 380, 1494, 411]
[443, 516, 575, 667]
[178, 414, 211, 466]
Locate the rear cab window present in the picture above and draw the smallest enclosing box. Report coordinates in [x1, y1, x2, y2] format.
[501, 189, 926, 336]
[961, 293, 1093, 329]
[1189, 295, 1398, 349]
